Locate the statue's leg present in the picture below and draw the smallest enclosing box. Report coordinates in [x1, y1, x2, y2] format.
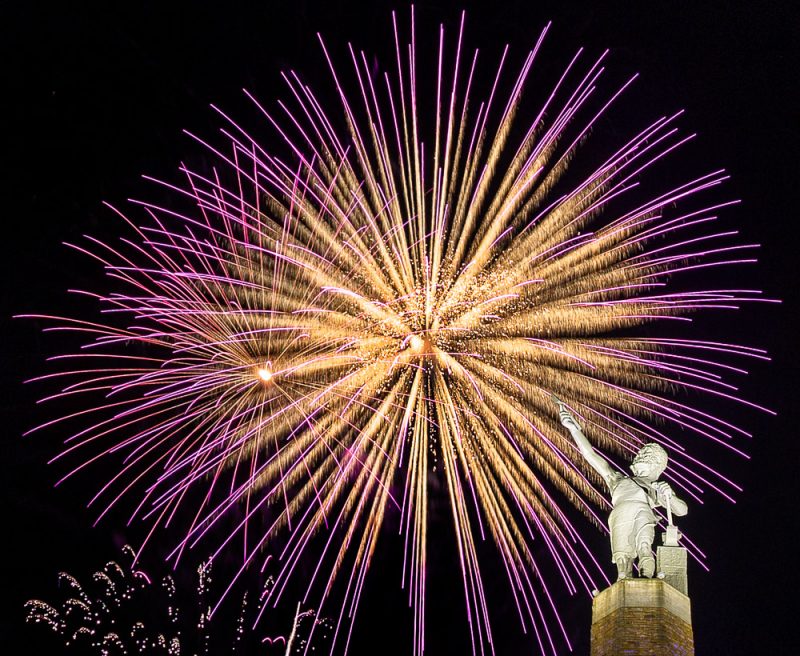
[614, 555, 632, 580]
[609, 506, 635, 580]
[635, 516, 657, 578]
[637, 542, 655, 578]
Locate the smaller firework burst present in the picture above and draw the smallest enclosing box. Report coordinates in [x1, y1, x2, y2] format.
[25, 545, 331, 655]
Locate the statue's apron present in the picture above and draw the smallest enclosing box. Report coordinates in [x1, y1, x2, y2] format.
[608, 476, 657, 561]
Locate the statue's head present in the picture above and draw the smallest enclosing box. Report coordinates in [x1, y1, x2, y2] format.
[630, 443, 668, 481]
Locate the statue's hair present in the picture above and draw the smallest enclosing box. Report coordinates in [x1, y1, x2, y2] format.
[632, 443, 668, 470]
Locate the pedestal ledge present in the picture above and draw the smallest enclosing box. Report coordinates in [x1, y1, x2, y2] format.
[593, 578, 691, 624]
[591, 578, 694, 656]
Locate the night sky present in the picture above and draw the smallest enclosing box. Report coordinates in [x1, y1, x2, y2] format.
[2, 1, 798, 654]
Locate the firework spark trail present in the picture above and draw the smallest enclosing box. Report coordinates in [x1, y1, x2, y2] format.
[24, 9, 776, 656]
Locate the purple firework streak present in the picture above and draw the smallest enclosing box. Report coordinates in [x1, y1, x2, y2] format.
[23, 10, 776, 656]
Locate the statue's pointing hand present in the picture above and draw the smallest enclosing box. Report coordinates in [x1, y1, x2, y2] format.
[558, 406, 581, 433]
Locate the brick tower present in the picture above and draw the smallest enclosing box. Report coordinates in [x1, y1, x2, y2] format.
[590, 527, 694, 655]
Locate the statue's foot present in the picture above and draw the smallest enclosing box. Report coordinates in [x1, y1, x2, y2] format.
[639, 556, 655, 578]
[615, 556, 632, 581]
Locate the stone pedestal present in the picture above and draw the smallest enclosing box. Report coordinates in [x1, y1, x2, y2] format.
[657, 545, 688, 595]
[590, 578, 694, 656]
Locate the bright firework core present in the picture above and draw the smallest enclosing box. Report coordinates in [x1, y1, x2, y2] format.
[256, 365, 273, 382]
[408, 334, 428, 353]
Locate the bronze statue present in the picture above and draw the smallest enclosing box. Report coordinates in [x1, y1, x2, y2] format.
[554, 398, 687, 580]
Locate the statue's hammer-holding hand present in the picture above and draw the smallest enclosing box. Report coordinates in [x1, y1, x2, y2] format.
[652, 481, 673, 505]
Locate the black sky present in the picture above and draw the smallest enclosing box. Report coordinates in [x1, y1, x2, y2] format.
[2, 1, 799, 654]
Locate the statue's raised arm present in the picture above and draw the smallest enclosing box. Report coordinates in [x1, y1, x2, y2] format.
[553, 398, 617, 489]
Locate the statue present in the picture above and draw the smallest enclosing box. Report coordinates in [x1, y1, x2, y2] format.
[553, 398, 687, 580]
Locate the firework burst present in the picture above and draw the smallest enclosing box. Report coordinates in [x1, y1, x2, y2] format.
[25, 10, 774, 655]
[25, 545, 329, 655]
